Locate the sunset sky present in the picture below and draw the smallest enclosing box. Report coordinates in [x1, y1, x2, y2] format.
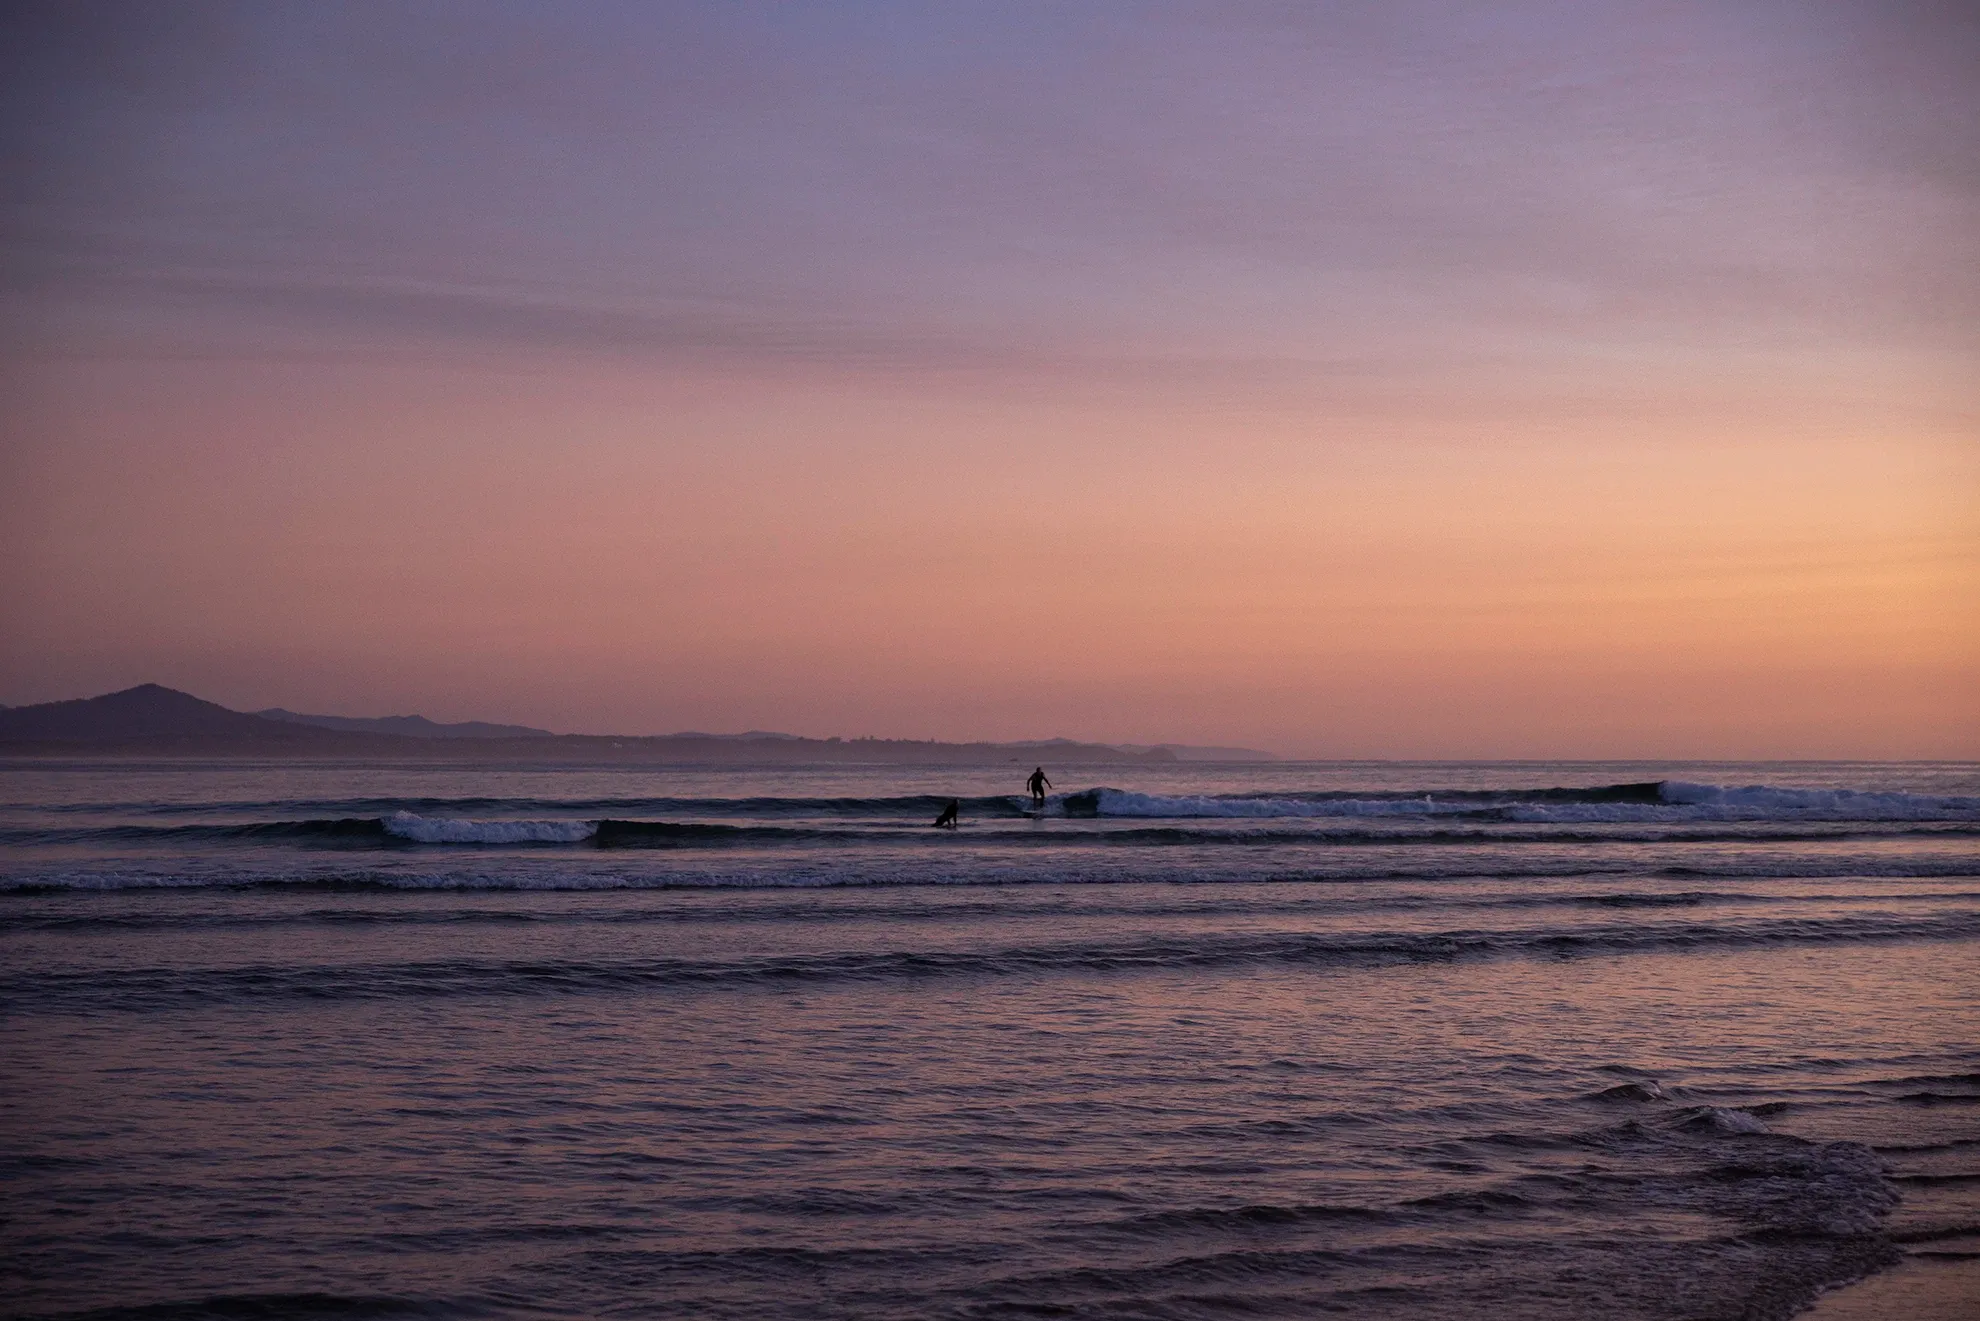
[3, 1, 1975, 757]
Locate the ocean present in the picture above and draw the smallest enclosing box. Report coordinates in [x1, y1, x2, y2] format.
[3, 759, 1976, 1319]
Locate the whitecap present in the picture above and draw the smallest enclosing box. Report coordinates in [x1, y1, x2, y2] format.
[382, 812, 598, 845]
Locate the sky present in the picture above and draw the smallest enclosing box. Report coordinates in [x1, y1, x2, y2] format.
[2, 0, 1975, 757]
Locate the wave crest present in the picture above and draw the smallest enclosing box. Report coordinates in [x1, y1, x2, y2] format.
[1058, 782, 1978, 823]
[381, 812, 598, 845]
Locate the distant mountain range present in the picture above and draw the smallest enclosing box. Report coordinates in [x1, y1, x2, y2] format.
[0, 685, 368, 751]
[0, 685, 1276, 761]
[256, 708, 556, 739]
[1116, 743, 1284, 762]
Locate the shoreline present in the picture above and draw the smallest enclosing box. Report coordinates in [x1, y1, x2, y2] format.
[1800, 1244, 1980, 1320]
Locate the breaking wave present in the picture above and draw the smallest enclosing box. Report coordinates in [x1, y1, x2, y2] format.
[381, 811, 597, 844]
[1063, 782, 1980, 822]
[27, 781, 1979, 825]
[8, 816, 1976, 854]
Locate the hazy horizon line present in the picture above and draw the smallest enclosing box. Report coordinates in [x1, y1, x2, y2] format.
[6, 683, 1975, 764]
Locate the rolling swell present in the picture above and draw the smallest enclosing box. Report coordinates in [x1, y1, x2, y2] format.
[6, 763, 1970, 1321]
[16, 781, 1980, 830]
[32, 1293, 445, 1320]
[1059, 783, 1980, 821]
[37, 792, 1044, 820]
[9, 852, 1980, 893]
[7, 887, 1980, 934]
[7, 817, 1975, 851]
[1059, 782, 1663, 815]
[7, 773, 1975, 897]
[14, 911, 1980, 1009]
[0, 818, 400, 846]
[9, 779, 1974, 860]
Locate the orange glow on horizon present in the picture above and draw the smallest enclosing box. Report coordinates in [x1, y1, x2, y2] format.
[4, 5, 1975, 758]
[4, 350, 1973, 759]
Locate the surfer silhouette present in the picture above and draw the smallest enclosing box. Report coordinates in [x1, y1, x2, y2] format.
[932, 799, 960, 830]
[1026, 767, 1052, 807]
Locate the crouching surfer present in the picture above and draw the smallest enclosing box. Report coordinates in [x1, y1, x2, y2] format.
[932, 798, 961, 830]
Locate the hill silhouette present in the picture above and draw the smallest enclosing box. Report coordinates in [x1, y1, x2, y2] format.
[256, 708, 555, 739]
[0, 685, 386, 751]
[0, 686, 1233, 762]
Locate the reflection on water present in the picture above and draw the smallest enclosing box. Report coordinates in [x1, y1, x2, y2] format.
[2, 760, 1975, 1318]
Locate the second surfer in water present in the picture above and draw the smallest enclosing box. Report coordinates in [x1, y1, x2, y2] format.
[1027, 767, 1051, 807]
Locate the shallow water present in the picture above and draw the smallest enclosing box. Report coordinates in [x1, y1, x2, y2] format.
[3, 760, 1976, 1319]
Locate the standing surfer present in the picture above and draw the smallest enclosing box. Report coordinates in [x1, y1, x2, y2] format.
[1026, 766, 1052, 808]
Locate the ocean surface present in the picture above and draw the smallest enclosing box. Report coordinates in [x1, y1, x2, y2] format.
[3, 759, 1977, 1320]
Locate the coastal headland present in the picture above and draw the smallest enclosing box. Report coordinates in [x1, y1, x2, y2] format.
[0, 685, 1268, 763]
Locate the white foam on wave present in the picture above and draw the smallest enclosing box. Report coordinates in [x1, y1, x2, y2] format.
[1084, 789, 1468, 819]
[1696, 1106, 1771, 1135]
[382, 812, 599, 845]
[1080, 784, 1977, 824]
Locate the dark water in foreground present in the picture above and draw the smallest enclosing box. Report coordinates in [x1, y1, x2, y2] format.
[2, 760, 1977, 1319]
